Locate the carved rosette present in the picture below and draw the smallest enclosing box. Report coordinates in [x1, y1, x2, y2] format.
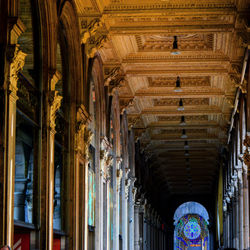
[6, 45, 26, 98]
[48, 71, 62, 131]
[243, 135, 250, 167]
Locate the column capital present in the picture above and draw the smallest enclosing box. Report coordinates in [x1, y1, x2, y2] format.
[132, 187, 137, 203]
[116, 168, 123, 190]
[83, 129, 93, 161]
[80, 18, 104, 44]
[6, 45, 26, 97]
[48, 70, 62, 131]
[125, 178, 131, 199]
[75, 105, 91, 154]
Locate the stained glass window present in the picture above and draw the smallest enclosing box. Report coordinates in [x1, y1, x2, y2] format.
[88, 145, 96, 227]
[184, 220, 201, 239]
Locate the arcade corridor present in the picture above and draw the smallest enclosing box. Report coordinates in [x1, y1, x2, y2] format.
[0, 0, 250, 249]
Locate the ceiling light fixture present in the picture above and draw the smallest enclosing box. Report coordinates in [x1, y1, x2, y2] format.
[181, 129, 188, 139]
[177, 98, 184, 111]
[184, 141, 189, 150]
[174, 76, 182, 92]
[171, 36, 180, 55]
[179, 116, 186, 126]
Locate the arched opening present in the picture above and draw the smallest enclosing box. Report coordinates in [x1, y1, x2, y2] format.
[173, 202, 210, 250]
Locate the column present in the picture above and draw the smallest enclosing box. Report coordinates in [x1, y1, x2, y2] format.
[113, 157, 122, 250]
[122, 171, 130, 250]
[75, 106, 91, 250]
[143, 201, 147, 250]
[104, 159, 112, 250]
[0, 18, 26, 247]
[243, 165, 249, 250]
[46, 71, 62, 250]
[234, 194, 239, 249]
[243, 135, 250, 249]
[238, 173, 244, 250]
[134, 201, 140, 250]
[129, 181, 136, 250]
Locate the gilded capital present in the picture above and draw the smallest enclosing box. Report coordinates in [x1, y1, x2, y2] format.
[83, 128, 93, 161]
[6, 45, 26, 97]
[81, 18, 103, 44]
[48, 70, 62, 130]
[75, 105, 91, 153]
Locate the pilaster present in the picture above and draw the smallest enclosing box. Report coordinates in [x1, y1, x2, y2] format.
[0, 17, 26, 247]
[45, 70, 62, 250]
[75, 105, 91, 250]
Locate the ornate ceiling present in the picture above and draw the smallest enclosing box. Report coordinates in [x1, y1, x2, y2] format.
[78, 0, 250, 196]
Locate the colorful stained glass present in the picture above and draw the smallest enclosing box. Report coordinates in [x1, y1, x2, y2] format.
[88, 169, 95, 226]
[184, 221, 201, 239]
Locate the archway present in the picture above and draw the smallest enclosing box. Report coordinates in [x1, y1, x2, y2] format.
[173, 202, 210, 250]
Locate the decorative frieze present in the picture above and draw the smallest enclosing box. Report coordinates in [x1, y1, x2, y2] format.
[154, 98, 209, 107]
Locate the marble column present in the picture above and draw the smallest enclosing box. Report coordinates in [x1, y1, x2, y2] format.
[243, 165, 249, 250]
[122, 171, 130, 250]
[134, 201, 140, 250]
[113, 157, 122, 250]
[47, 71, 62, 250]
[94, 133, 101, 250]
[143, 201, 147, 250]
[103, 152, 112, 250]
[238, 172, 244, 250]
[75, 106, 91, 250]
[235, 194, 239, 249]
[128, 181, 136, 250]
[0, 18, 26, 247]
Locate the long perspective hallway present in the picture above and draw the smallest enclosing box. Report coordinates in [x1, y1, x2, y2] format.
[0, 0, 250, 249]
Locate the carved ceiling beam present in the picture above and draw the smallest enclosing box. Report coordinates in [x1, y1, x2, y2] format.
[125, 68, 228, 77]
[140, 108, 224, 115]
[147, 123, 221, 129]
[131, 90, 225, 98]
[108, 25, 234, 35]
[122, 57, 230, 64]
[150, 136, 221, 142]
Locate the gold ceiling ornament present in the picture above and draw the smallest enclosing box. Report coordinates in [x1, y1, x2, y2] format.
[86, 34, 108, 58]
[81, 18, 104, 44]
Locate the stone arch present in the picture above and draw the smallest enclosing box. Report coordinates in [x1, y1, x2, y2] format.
[59, 0, 82, 106]
[174, 201, 209, 226]
[91, 55, 106, 137]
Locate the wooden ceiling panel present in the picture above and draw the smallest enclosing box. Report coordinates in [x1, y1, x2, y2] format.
[81, 0, 249, 196]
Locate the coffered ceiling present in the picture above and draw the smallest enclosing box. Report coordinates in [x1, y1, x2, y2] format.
[77, 0, 250, 197]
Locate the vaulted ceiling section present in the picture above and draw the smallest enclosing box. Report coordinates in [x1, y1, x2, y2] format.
[77, 0, 250, 199]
